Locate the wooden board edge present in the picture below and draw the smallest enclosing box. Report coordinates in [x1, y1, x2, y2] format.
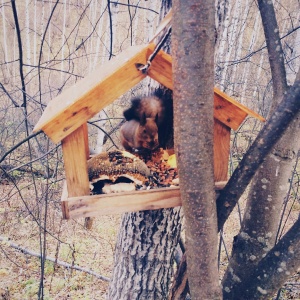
[61, 181, 69, 219]
[214, 181, 227, 190]
[66, 187, 181, 218]
[61, 125, 90, 198]
[214, 119, 230, 182]
[61, 182, 227, 219]
[33, 44, 150, 136]
[214, 87, 266, 122]
[147, 49, 265, 127]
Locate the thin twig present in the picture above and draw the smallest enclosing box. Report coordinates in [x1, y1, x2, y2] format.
[38, 0, 60, 108]
[0, 236, 110, 282]
[11, 0, 26, 108]
[275, 150, 300, 243]
[219, 25, 300, 66]
[0, 82, 20, 107]
[107, 0, 113, 60]
[110, 2, 158, 14]
[88, 121, 119, 149]
[0, 130, 43, 165]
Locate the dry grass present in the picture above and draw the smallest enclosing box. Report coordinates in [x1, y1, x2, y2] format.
[0, 176, 120, 300]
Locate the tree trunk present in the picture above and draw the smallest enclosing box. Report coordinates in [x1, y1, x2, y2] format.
[108, 1, 183, 299]
[223, 215, 300, 300]
[108, 209, 182, 299]
[222, 75, 300, 300]
[222, 2, 300, 296]
[172, 1, 221, 299]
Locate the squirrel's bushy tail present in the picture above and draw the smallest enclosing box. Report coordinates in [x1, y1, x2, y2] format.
[123, 97, 142, 121]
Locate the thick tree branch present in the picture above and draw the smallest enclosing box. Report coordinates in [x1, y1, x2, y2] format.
[257, 0, 288, 103]
[217, 75, 300, 231]
[223, 216, 300, 299]
[221, 2, 300, 298]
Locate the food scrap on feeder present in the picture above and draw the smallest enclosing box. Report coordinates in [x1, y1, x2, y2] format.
[133, 148, 179, 188]
[87, 150, 151, 194]
[87, 149, 179, 195]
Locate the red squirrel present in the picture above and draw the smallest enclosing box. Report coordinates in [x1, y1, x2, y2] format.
[123, 95, 165, 125]
[120, 115, 159, 151]
[120, 95, 165, 152]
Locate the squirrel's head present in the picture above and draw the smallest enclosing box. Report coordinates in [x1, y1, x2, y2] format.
[137, 113, 159, 150]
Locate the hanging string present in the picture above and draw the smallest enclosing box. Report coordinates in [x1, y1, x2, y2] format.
[136, 26, 172, 74]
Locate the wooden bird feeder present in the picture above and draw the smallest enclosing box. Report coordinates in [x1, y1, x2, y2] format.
[34, 35, 265, 220]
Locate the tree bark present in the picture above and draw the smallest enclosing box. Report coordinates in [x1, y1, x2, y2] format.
[108, 1, 184, 299]
[257, 0, 288, 99]
[108, 209, 182, 299]
[172, 1, 221, 299]
[168, 252, 189, 300]
[222, 2, 300, 295]
[223, 215, 300, 300]
[217, 72, 300, 230]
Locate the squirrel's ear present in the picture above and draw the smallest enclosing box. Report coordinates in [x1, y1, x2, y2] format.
[140, 113, 146, 126]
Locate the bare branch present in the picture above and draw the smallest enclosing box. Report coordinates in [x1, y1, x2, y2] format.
[0, 130, 43, 165]
[110, 2, 159, 14]
[0, 236, 110, 282]
[257, 0, 288, 102]
[223, 216, 300, 299]
[217, 74, 300, 231]
[11, 0, 27, 108]
[219, 25, 300, 66]
[107, 0, 113, 60]
[0, 82, 20, 107]
[37, 0, 62, 106]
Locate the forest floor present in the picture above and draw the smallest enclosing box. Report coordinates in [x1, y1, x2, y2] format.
[0, 176, 299, 300]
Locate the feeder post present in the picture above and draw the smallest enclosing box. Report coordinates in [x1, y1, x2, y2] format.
[213, 119, 230, 181]
[61, 123, 90, 219]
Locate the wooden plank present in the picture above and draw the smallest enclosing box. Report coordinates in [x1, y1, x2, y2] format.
[61, 181, 69, 219]
[61, 182, 227, 219]
[214, 87, 265, 122]
[33, 44, 151, 143]
[82, 123, 90, 159]
[64, 187, 181, 219]
[147, 46, 173, 90]
[147, 48, 265, 130]
[214, 92, 248, 131]
[214, 119, 230, 181]
[61, 125, 90, 204]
